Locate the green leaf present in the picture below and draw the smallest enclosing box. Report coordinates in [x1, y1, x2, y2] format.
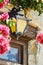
[0, 0, 4, 3]
[9, 0, 43, 15]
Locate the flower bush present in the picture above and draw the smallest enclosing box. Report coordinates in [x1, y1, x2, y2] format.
[0, 0, 10, 54]
[0, 24, 11, 54]
[0, 12, 9, 21]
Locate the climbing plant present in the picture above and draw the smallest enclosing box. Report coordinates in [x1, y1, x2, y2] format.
[10, 0, 43, 15]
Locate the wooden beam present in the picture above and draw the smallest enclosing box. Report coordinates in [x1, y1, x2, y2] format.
[11, 34, 32, 44]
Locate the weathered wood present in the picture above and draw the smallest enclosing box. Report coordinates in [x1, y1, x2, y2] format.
[11, 35, 28, 65]
[26, 25, 37, 32]
[23, 44, 28, 65]
[11, 34, 32, 44]
[24, 25, 37, 38]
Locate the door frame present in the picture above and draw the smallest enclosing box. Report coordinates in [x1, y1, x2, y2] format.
[0, 38, 28, 65]
[10, 39, 28, 65]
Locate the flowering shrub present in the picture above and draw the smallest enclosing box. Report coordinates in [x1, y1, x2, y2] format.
[0, 0, 9, 8]
[0, 0, 10, 54]
[0, 24, 11, 54]
[36, 32, 43, 44]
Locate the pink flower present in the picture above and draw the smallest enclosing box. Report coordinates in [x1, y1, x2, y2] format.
[0, 0, 9, 8]
[36, 32, 43, 44]
[0, 24, 10, 37]
[4, 0, 9, 5]
[1, 12, 9, 21]
[0, 24, 11, 54]
[0, 35, 10, 54]
[0, 42, 10, 54]
[0, 15, 1, 19]
[0, 2, 4, 8]
[2, 25, 10, 37]
[0, 35, 7, 45]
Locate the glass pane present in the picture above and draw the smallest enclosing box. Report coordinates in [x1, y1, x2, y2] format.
[0, 47, 19, 63]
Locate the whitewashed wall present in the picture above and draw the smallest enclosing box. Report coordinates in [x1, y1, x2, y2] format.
[28, 10, 43, 65]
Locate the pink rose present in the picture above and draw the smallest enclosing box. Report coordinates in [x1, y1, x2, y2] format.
[4, 0, 9, 5]
[0, 2, 4, 8]
[1, 12, 9, 21]
[0, 43, 10, 54]
[0, 24, 10, 54]
[0, 35, 10, 54]
[2, 25, 10, 37]
[0, 15, 1, 19]
[0, 24, 10, 37]
[0, 35, 8, 45]
[36, 32, 43, 44]
[0, 24, 11, 54]
[0, 0, 9, 8]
